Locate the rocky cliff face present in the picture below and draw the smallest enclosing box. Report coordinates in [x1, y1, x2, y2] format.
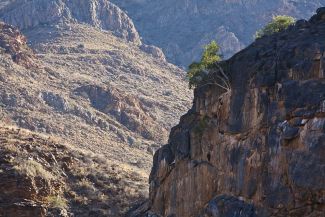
[112, 0, 325, 67]
[0, 0, 141, 44]
[145, 8, 325, 217]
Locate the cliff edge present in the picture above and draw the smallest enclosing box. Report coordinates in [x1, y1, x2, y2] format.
[146, 8, 325, 217]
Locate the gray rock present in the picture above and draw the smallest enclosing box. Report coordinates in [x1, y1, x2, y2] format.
[41, 92, 69, 112]
[317, 7, 325, 15]
[0, 91, 17, 107]
[279, 122, 300, 140]
[140, 44, 166, 61]
[0, 0, 141, 44]
[197, 195, 257, 217]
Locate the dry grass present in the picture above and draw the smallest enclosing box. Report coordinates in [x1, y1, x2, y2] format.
[13, 158, 54, 180]
[0, 126, 148, 216]
[46, 195, 68, 209]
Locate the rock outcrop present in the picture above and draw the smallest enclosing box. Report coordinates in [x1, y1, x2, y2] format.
[74, 84, 168, 142]
[140, 44, 166, 62]
[0, 0, 141, 44]
[0, 22, 37, 68]
[145, 8, 325, 217]
[112, 0, 325, 67]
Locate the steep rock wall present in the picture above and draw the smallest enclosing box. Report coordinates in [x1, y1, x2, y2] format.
[0, 0, 141, 44]
[147, 8, 325, 217]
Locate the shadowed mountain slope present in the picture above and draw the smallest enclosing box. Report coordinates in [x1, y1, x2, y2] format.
[112, 0, 325, 67]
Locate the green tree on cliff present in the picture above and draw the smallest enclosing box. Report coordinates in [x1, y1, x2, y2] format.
[255, 15, 295, 38]
[187, 41, 222, 88]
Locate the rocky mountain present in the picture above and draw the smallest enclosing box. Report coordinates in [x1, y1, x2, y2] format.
[0, 1, 192, 216]
[112, 0, 325, 67]
[142, 8, 325, 217]
[0, 0, 192, 169]
[0, 0, 141, 44]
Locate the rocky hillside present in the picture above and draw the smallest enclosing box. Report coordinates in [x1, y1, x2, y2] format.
[0, 125, 147, 217]
[112, 0, 325, 67]
[143, 8, 325, 217]
[0, 1, 192, 172]
[0, 1, 192, 215]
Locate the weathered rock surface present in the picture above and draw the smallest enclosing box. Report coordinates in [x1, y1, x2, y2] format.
[112, 0, 325, 67]
[0, 0, 141, 44]
[140, 44, 166, 62]
[74, 84, 168, 141]
[0, 22, 37, 68]
[145, 9, 325, 217]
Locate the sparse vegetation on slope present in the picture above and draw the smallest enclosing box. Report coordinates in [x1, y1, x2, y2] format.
[0, 4, 192, 215]
[0, 126, 147, 217]
[0, 22, 192, 173]
[0, 22, 37, 68]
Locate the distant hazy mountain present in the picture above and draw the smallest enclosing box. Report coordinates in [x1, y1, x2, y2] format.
[111, 0, 325, 67]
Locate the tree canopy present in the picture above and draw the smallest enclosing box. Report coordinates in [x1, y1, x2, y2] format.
[255, 15, 295, 38]
[187, 41, 221, 88]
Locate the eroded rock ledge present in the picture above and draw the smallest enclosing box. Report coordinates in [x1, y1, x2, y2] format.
[145, 8, 325, 217]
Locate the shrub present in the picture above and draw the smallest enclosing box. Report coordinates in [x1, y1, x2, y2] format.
[14, 158, 54, 180]
[255, 15, 295, 38]
[187, 41, 222, 88]
[46, 195, 68, 209]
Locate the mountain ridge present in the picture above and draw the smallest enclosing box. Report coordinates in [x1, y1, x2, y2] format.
[0, 0, 141, 44]
[111, 0, 325, 67]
